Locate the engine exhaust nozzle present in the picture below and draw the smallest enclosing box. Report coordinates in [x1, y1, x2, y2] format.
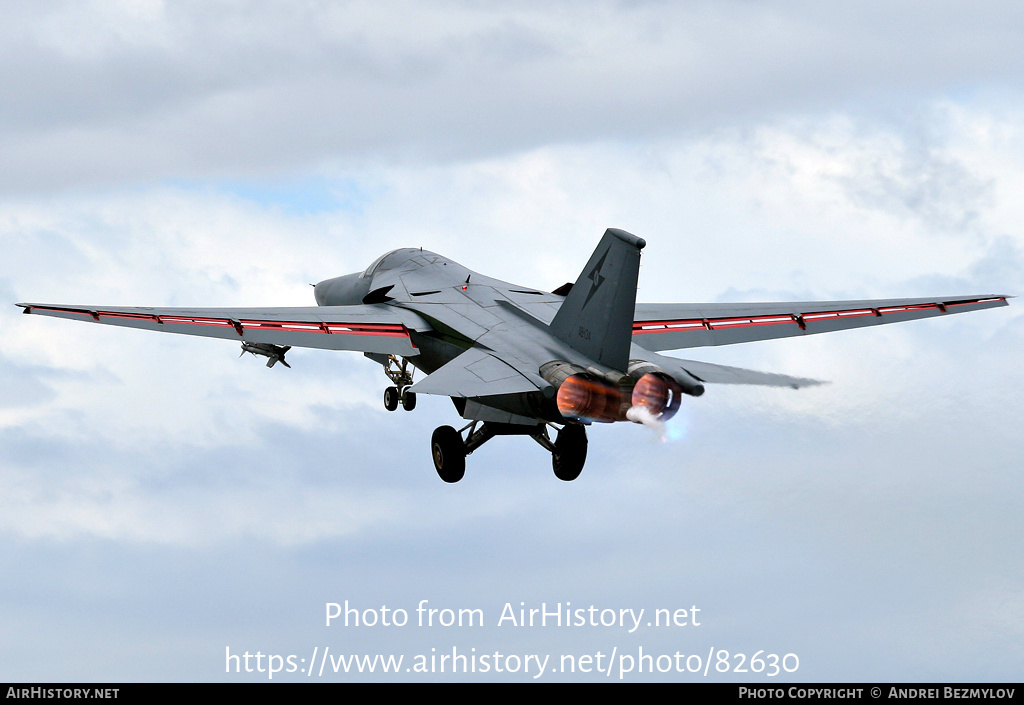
[555, 373, 624, 423]
[630, 372, 683, 421]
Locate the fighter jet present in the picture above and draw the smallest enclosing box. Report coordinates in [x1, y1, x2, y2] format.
[17, 228, 1009, 483]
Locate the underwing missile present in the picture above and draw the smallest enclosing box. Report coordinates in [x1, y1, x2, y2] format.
[240, 342, 292, 368]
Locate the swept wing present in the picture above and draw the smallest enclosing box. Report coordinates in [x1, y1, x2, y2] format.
[16, 302, 430, 357]
[632, 295, 1010, 352]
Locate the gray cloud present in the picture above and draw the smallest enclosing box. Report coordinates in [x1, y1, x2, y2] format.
[4, 2, 1024, 193]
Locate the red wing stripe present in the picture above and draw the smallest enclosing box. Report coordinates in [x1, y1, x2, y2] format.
[242, 320, 411, 337]
[632, 297, 1006, 335]
[27, 306, 414, 340]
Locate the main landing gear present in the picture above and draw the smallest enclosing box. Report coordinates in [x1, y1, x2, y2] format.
[550, 423, 587, 482]
[380, 355, 416, 412]
[373, 355, 588, 482]
[430, 421, 588, 483]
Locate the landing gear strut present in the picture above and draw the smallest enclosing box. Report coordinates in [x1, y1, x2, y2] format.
[380, 355, 416, 412]
[429, 421, 588, 483]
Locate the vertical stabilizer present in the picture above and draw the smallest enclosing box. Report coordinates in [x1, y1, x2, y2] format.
[549, 228, 645, 371]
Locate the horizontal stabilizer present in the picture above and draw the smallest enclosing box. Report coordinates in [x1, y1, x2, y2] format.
[408, 347, 540, 398]
[635, 346, 824, 389]
[670, 358, 824, 389]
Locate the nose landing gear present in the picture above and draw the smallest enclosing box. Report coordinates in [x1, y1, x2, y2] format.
[380, 355, 416, 412]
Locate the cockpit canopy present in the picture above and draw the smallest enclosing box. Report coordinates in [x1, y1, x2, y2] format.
[361, 248, 420, 279]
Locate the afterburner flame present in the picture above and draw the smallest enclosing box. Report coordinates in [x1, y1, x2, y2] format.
[630, 372, 682, 421]
[555, 373, 623, 423]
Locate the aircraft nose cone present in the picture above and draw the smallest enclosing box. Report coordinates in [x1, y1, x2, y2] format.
[313, 280, 328, 306]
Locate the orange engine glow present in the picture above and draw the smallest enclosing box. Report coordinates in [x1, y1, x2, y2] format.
[555, 374, 624, 423]
[630, 372, 682, 421]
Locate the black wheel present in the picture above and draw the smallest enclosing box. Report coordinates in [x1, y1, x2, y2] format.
[431, 426, 466, 483]
[384, 386, 399, 411]
[401, 389, 417, 411]
[552, 424, 587, 481]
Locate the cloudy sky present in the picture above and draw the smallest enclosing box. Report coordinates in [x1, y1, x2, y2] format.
[2, 0, 1022, 682]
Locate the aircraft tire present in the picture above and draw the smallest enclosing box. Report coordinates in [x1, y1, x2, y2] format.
[552, 424, 587, 481]
[384, 386, 400, 411]
[431, 425, 466, 483]
[401, 390, 417, 411]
